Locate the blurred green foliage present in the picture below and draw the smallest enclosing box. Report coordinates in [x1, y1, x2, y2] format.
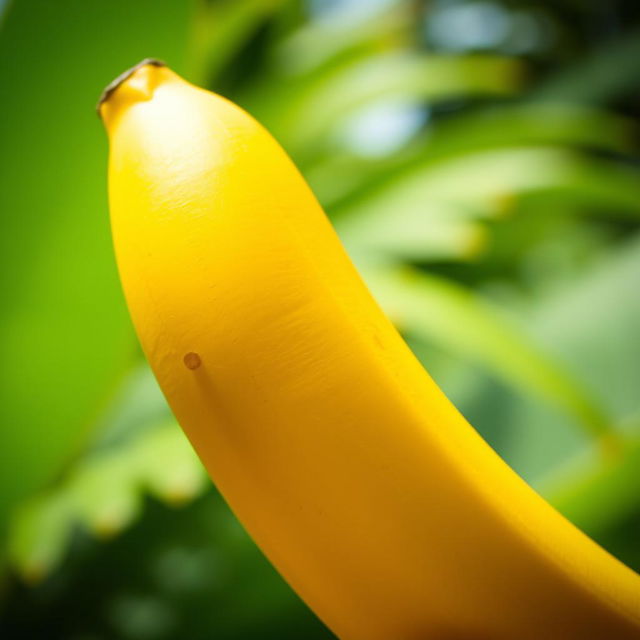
[1, 0, 640, 638]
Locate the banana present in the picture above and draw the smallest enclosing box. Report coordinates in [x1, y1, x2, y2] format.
[100, 60, 640, 639]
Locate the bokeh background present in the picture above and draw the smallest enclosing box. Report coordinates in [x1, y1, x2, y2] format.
[1, 0, 640, 637]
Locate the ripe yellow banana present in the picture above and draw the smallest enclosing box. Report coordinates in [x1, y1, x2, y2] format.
[100, 60, 640, 639]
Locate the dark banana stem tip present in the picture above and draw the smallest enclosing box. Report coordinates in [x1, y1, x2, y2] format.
[96, 58, 166, 117]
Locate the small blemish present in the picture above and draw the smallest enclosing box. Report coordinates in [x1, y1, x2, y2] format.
[183, 352, 201, 370]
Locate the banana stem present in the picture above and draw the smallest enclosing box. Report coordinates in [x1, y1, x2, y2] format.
[96, 58, 166, 116]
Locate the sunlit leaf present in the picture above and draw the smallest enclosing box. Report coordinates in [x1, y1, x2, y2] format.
[543, 434, 640, 539]
[331, 149, 640, 260]
[254, 52, 523, 154]
[489, 233, 640, 485]
[308, 102, 635, 210]
[365, 265, 615, 446]
[6, 422, 206, 581]
[7, 492, 74, 583]
[272, 2, 411, 76]
[139, 425, 209, 506]
[338, 201, 487, 262]
[530, 234, 640, 422]
[67, 454, 144, 539]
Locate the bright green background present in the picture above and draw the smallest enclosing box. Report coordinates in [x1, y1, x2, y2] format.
[1, 1, 639, 638]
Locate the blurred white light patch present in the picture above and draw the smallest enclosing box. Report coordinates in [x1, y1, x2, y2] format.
[338, 99, 428, 157]
[308, 0, 399, 25]
[426, 1, 510, 51]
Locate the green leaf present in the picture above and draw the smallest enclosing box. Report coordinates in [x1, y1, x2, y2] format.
[139, 426, 209, 505]
[534, 27, 640, 105]
[364, 265, 615, 446]
[6, 421, 207, 581]
[333, 148, 640, 239]
[557, 156, 640, 218]
[0, 0, 192, 528]
[543, 435, 640, 539]
[255, 53, 523, 155]
[409, 103, 637, 157]
[529, 234, 640, 423]
[338, 147, 576, 222]
[479, 234, 640, 484]
[271, 2, 411, 76]
[92, 365, 174, 450]
[337, 200, 487, 262]
[5, 361, 206, 580]
[331, 146, 640, 268]
[188, 0, 289, 86]
[67, 453, 144, 539]
[7, 492, 74, 583]
[312, 103, 636, 212]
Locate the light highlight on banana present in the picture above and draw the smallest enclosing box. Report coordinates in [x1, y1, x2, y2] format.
[100, 61, 640, 639]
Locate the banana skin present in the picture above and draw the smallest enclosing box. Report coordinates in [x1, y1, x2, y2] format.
[100, 61, 640, 640]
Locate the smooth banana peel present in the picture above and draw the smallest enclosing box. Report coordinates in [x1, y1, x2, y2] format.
[101, 61, 640, 639]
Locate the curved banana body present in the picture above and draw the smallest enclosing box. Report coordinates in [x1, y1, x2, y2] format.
[101, 62, 640, 639]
